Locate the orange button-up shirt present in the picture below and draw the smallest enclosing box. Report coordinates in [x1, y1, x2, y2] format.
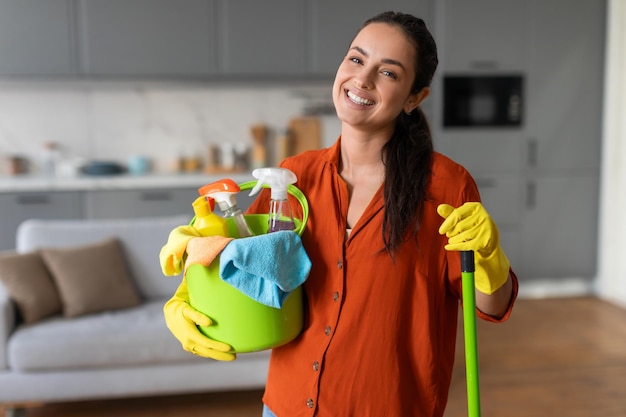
[247, 139, 518, 417]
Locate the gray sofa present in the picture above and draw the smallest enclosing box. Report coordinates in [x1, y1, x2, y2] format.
[0, 215, 270, 415]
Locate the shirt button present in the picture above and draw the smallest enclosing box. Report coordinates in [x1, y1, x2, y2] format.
[337, 260, 343, 269]
[333, 291, 340, 301]
[313, 361, 320, 371]
[307, 398, 315, 408]
[324, 326, 331, 336]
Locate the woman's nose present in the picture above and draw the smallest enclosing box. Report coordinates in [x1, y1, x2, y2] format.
[353, 70, 374, 89]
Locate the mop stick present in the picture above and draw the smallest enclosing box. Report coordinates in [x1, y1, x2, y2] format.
[461, 250, 481, 417]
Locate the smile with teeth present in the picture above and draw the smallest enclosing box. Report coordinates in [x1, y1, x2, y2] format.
[347, 90, 374, 106]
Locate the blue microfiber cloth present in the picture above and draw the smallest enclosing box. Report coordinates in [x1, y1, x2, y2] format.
[219, 231, 311, 308]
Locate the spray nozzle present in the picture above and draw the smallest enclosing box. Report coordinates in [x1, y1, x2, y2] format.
[198, 179, 241, 212]
[249, 167, 297, 200]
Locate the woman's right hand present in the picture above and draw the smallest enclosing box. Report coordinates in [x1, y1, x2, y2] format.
[163, 277, 236, 361]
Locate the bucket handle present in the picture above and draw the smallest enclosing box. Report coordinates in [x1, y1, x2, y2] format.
[238, 180, 309, 236]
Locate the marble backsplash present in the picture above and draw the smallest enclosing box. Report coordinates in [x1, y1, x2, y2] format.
[0, 80, 337, 176]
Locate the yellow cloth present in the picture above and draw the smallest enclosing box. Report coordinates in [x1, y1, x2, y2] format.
[159, 225, 202, 276]
[184, 236, 234, 275]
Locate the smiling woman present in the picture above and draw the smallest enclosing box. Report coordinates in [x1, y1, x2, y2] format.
[163, 11, 518, 417]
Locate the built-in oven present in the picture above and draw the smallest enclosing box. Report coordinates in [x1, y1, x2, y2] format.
[442, 75, 523, 127]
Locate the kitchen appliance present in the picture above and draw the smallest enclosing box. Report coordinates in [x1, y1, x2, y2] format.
[443, 75, 523, 127]
[81, 161, 125, 176]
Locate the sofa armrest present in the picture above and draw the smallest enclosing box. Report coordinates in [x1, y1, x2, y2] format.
[0, 284, 16, 370]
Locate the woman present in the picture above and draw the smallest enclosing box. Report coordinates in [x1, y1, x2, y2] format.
[165, 11, 518, 417]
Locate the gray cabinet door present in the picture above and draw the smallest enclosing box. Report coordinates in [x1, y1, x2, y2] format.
[516, 0, 605, 281]
[441, 0, 529, 72]
[85, 188, 199, 219]
[0, 0, 75, 75]
[218, 0, 305, 76]
[435, 130, 525, 176]
[0, 191, 84, 251]
[308, 0, 434, 76]
[78, 0, 217, 76]
[525, 0, 605, 173]
[519, 175, 599, 280]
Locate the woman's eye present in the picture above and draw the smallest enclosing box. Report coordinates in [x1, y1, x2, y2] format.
[382, 70, 398, 79]
[349, 57, 362, 64]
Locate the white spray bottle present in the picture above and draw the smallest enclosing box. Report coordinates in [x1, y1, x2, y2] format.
[199, 179, 254, 238]
[249, 167, 297, 233]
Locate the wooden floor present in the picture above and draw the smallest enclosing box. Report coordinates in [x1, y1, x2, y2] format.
[4, 296, 626, 417]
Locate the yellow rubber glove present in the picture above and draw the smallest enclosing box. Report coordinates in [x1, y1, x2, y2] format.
[159, 225, 202, 276]
[437, 202, 510, 295]
[163, 277, 236, 361]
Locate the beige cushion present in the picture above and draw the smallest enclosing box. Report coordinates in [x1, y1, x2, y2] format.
[0, 251, 62, 323]
[41, 238, 141, 318]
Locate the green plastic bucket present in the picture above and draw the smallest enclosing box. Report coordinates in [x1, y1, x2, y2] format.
[186, 182, 309, 353]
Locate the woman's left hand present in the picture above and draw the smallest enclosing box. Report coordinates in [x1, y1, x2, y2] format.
[437, 202, 510, 295]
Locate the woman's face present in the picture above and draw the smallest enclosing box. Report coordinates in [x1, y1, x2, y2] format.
[332, 22, 427, 133]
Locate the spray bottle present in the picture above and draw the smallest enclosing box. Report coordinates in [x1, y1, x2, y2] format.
[198, 179, 254, 238]
[191, 196, 229, 237]
[249, 167, 297, 233]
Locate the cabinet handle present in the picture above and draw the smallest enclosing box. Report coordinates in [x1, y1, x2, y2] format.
[526, 181, 536, 209]
[140, 191, 173, 202]
[528, 139, 538, 167]
[16, 195, 50, 205]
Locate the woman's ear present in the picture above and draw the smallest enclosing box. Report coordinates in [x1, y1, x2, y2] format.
[404, 87, 430, 114]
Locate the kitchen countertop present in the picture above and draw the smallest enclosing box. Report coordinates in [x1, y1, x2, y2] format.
[0, 172, 255, 193]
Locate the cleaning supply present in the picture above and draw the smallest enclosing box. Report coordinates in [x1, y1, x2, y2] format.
[185, 180, 309, 353]
[184, 235, 233, 276]
[198, 179, 254, 238]
[249, 167, 297, 232]
[191, 196, 228, 237]
[163, 277, 236, 361]
[461, 250, 482, 417]
[437, 202, 510, 294]
[219, 230, 311, 308]
[159, 225, 202, 276]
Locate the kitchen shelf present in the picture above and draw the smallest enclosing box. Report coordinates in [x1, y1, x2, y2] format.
[0, 172, 254, 193]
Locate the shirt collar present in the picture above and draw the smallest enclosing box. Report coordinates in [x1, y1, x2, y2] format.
[322, 135, 342, 168]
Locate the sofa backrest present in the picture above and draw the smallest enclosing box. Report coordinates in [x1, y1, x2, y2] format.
[16, 215, 191, 300]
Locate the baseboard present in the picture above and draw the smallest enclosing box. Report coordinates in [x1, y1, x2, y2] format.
[517, 277, 594, 299]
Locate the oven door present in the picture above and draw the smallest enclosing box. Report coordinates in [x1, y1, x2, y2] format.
[443, 75, 523, 127]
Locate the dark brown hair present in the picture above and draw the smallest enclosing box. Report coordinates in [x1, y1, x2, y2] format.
[362, 11, 439, 255]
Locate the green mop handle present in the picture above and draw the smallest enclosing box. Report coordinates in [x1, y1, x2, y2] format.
[461, 250, 481, 417]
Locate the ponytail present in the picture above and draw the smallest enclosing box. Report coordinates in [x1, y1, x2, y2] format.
[382, 108, 433, 255]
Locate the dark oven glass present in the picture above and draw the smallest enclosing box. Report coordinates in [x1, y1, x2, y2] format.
[443, 75, 523, 127]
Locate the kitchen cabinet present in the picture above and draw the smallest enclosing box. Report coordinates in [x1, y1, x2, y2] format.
[84, 188, 199, 219]
[0, 0, 434, 79]
[519, 175, 599, 279]
[0, 0, 75, 75]
[307, 0, 434, 75]
[0, 191, 84, 251]
[525, 0, 605, 174]
[85, 187, 258, 220]
[435, 0, 605, 281]
[435, 130, 525, 176]
[219, 0, 305, 76]
[515, 0, 605, 280]
[78, 0, 217, 76]
[440, 0, 529, 72]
